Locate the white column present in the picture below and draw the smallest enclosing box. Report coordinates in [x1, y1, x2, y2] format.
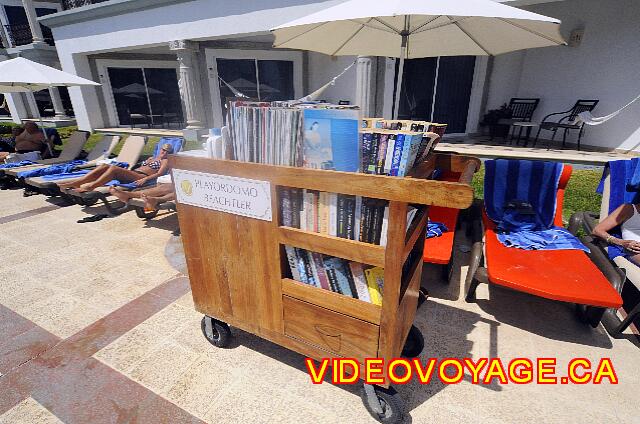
[48, 87, 68, 119]
[25, 91, 39, 118]
[4, 93, 29, 124]
[355, 56, 376, 118]
[169, 40, 205, 129]
[21, 0, 45, 45]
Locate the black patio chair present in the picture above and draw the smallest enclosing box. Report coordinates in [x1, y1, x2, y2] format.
[487, 98, 539, 141]
[533, 99, 598, 150]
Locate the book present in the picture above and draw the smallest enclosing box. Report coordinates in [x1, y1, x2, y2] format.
[281, 188, 292, 227]
[397, 132, 423, 177]
[360, 198, 372, 243]
[300, 250, 317, 286]
[291, 188, 301, 229]
[305, 190, 315, 232]
[343, 195, 356, 240]
[328, 193, 338, 237]
[311, 190, 320, 232]
[367, 132, 380, 174]
[300, 189, 308, 231]
[365, 266, 384, 305]
[383, 133, 397, 175]
[319, 191, 329, 234]
[306, 250, 321, 288]
[302, 108, 360, 172]
[285, 245, 301, 282]
[349, 262, 371, 303]
[324, 257, 354, 298]
[312, 252, 331, 291]
[325, 266, 340, 293]
[360, 131, 373, 173]
[354, 196, 362, 242]
[344, 261, 359, 299]
[375, 133, 389, 175]
[379, 205, 390, 247]
[388, 133, 405, 177]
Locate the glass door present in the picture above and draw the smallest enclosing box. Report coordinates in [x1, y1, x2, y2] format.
[396, 56, 476, 134]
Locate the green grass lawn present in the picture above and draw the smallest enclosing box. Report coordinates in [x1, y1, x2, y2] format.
[471, 164, 602, 223]
[55, 126, 161, 158]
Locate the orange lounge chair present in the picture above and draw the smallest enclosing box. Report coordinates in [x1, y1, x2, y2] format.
[423, 162, 480, 283]
[465, 162, 622, 328]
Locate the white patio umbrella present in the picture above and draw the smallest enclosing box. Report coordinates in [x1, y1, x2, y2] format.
[272, 0, 566, 118]
[0, 57, 99, 154]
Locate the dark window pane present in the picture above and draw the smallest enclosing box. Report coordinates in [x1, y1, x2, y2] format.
[397, 57, 438, 121]
[432, 56, 476, 133]
[217, 58, 258, 105]
[108, 67, 148, 126]
[257, 60, 294, 101]
[144, 68, 183, 128]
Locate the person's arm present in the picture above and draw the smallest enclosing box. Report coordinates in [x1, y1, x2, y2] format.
[592, 204, 640, 253]
[134, 159, 170, 186]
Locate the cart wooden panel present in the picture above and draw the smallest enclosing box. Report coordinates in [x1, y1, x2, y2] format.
[170, 154, 474, 388]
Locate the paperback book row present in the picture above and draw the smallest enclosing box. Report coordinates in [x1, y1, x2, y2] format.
[362, 118, 447, 137]
[281, 187, 420, 246]
[285, 245, 385, 305]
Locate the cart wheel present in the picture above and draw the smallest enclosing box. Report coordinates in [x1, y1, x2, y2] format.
[135, 207, 158, 219]
[401, 325, 424, 358]
[200, 316, 232, 348]
[360, 385, 404, 424]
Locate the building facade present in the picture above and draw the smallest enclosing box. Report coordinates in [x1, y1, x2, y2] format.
[37, 0, 640, 151]
[0, 0, 77, 126]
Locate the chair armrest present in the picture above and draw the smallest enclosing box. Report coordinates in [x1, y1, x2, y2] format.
[567, 211, 599, 235]
[540, 109, 573, 123]
[580, 236, 625, 294]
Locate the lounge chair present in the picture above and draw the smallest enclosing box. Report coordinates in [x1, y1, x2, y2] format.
[422, 154, 481, 283]
[569, 160, 640, 336]
[66, 136, 182, 213]
[465, 159, 622, 328]
[0, 131, 89, 177]
[533, 99, 599, 150]
[25, 135, 146, 197]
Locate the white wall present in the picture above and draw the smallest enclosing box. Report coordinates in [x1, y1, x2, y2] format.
[306, 53, 357, 105]
[487, 0, 640, 151]
[47, 0, 344, 130]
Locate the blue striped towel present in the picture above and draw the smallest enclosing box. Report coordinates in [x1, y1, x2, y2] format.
[426, 221, 448, 238]
[17, 160, 87, 179]
[597, 159, 640, 259]
[485, 159, 588, 252]
[0, 160, 35, 169]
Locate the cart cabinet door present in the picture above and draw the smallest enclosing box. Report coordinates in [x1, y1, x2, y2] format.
[283, 296, 379, 362]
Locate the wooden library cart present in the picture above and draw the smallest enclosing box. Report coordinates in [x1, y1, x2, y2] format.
[170, 152, 475, 423]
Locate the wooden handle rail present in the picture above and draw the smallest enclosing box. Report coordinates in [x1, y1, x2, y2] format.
[170, 155, 474, 209]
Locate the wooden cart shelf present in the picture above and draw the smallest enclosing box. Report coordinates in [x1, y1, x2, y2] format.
[170, 153, 474, 387]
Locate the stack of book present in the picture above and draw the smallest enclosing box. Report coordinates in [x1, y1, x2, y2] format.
[285, 245, 385, 305]
[362, 118, 447, 135]
[280, 189, 391, 245]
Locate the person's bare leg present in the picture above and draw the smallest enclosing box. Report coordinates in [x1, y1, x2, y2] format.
[109, 186, 142, 203]
[142, 191, 175, 211]
[628, 254, 640, 266]
[76, 166, 143, 192]
[58, 165, 109, 189]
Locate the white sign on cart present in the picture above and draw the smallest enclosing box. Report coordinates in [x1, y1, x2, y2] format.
[172, 169, 272, 221]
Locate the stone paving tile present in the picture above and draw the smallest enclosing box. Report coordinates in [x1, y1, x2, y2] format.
[0, 397, 63, 424]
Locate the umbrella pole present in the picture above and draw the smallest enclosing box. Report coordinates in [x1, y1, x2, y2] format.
[35, 86, 52, 158]
[392, 33, 408, 120]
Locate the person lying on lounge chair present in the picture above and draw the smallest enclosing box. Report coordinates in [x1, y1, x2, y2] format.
[0, 123, 48, 161]
[57, 143, 174, 193]
[0, 127, 24, 154]
[592, 203, 640, 264]
[109, 183, 175, 211]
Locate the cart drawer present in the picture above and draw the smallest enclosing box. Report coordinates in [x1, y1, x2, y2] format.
[283, 296, 379, 360]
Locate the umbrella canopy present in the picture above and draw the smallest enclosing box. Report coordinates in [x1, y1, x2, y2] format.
[272, 0, 565, 57]
[272, 0, 566, 118]
[0, 57, 100, 93]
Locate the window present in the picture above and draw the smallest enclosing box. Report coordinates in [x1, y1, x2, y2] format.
[107, 67, 183, 128]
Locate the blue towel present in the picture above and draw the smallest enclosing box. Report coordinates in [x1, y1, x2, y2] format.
[0, 160, 35, 169]
[41, 170, 90, 181]
[485, 159, 562, 228]
[485, 159, 588, 252]
[596, 159, 640, 259]
[105, 179, 155, 189]
[17, 160, 87, 179]
[426, 221, 448, 238]
[498, 227, 589, 252]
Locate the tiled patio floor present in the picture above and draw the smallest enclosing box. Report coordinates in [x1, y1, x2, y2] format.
[0, 188, 638, 423]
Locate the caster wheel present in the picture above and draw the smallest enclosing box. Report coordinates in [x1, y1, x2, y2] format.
[135, 207, 158, 219]
[401, 325, 424, 358]
[200, 316, 232, 348]
[360, 385, 404, 424]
